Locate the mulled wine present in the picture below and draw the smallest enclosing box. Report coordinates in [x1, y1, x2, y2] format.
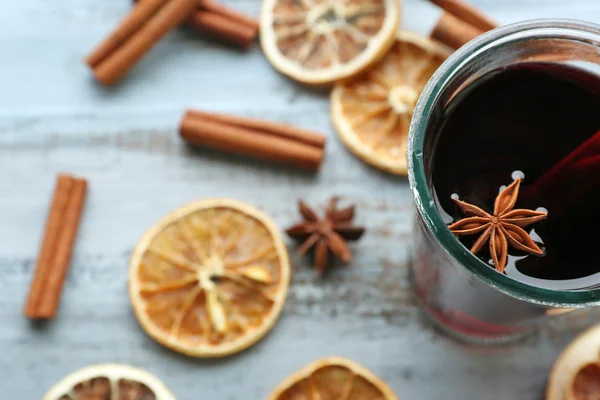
[431, 63, 600, 289]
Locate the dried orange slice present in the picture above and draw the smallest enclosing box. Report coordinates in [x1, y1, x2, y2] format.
[269, 357, 399, 400]
[547, 324, 600, 400]
[129, 198, 290, 358]
[331, 31, 449, 174]
[43, 364, 176, 400]
[260, 0, 402, 85]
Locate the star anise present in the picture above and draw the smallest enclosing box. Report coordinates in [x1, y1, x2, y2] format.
[286, 197, 366, 275]
[448, 178, 548, 274]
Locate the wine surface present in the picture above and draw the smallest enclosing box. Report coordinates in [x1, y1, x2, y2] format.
[432, 63, 600, 289]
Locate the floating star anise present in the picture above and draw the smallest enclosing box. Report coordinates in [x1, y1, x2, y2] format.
[448, 178, 548, 274]
[286, 197, 365, 275]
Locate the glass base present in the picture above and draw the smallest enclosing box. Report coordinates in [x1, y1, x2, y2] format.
[410, 266, 537, 346]
[418, 303, 536, 346]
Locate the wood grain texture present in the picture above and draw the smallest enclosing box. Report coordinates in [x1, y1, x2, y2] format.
[1, 0, 600, 399]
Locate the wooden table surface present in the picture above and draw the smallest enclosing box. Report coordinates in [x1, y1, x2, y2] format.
[2, 1, 600, 399]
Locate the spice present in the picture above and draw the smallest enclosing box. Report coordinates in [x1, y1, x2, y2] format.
[190, 0, 259, 48]
[23, 174, 88, 319]
[286, 197, 365, 275]
[522, 130, 600, 215]
[448, 178, 547, 273]
[85, 0, 197, 85]
[430, 0, 498, 31]
[179, 109, 326, 169]
[429, 0, 498, 50]
[430, 12, 485, 50]
[135, 0, 259, 48]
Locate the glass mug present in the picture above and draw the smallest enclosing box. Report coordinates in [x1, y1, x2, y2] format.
[408, 19, 600, 344]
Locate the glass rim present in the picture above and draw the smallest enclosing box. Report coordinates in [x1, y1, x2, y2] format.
[407, 19, 600, 307]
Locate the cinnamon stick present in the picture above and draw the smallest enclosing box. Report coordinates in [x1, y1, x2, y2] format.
[431, 12, 485, 50]
[197, 0, 259, 31]
[86, 0, 197, 85]
[179, 110, 326, 169]
[187, 110, 326, 148]
[522, 130, 600, 215]
[189, 11, 257, 47]
[24, 174, 88, 319]
[188, 0, 259, 47]
[430, 0, 498, 31]
[135, 0, 259, 48]
[86, 0, 168, 68]
[525, 130, 600, 198]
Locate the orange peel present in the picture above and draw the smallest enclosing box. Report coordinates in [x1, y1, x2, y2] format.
[129, 198, 290, 357]
[43, 364, 176, 400]
[331, 31, 449, 174]
[260, 0, 401, 85]
[269, 357, 399, 400]
[547, 324, 600, 400]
